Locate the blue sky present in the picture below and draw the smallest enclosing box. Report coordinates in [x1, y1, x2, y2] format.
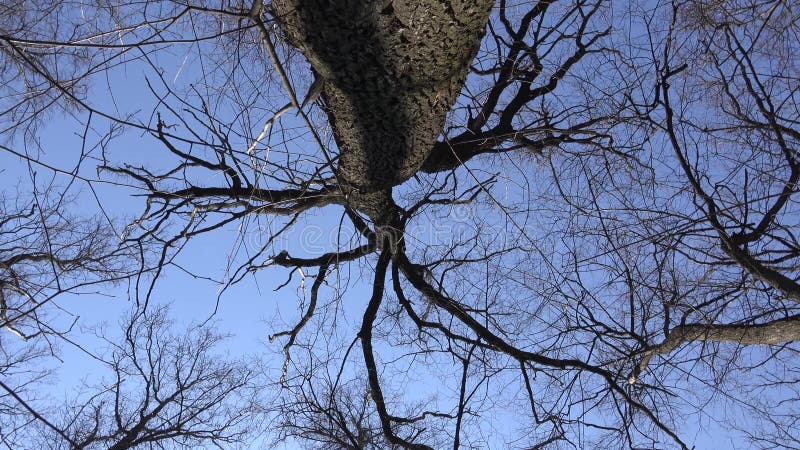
[2, 1, 798, 449]
[1, 104, 731, 450]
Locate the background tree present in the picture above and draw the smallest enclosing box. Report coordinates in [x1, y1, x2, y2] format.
[0, 187, 130, 340]
[0, 185, 123, 447]
[3, 305, 264, 450]
[1, 0, 799, 449]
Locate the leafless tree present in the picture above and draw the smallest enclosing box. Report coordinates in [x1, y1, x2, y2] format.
[3, 305, 263, 450]
[1, 0, 799, 449]
[0, 329, 51, 448]
[0, 186, 131, 340]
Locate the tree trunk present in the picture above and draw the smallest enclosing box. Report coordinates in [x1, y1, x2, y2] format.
[271, 0, 494, 192]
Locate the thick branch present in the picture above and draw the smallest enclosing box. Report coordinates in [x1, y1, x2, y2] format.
[629, 315, 800, 384]
[272, 244, 376, 268]
[395, 253, 689, 448]
[360, 249, 433, 450]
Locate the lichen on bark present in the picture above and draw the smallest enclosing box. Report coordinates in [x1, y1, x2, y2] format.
[271, 0, 494, 193]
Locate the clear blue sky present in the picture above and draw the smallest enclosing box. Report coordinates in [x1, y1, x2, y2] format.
[2, 2, 793, 448]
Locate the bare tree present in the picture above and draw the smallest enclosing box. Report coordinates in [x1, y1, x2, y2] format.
[1, 0, 799, 449]
[4, 305, 263, 450]
[0, 187, 130, 340]
[0, 181, 261, 449]
[0, 329, 51, 448]
[276, 370, 445, 450]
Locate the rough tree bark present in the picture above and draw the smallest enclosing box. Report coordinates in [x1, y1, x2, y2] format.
[270, 0, 494, 193]
[628, 315, 800, 384]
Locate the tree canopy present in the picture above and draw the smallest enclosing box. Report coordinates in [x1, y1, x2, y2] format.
[2, 0, 800, 449]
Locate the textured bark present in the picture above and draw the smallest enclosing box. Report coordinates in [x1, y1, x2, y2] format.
[629, 315, 800, 384]
[271, 0, 494, 192]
